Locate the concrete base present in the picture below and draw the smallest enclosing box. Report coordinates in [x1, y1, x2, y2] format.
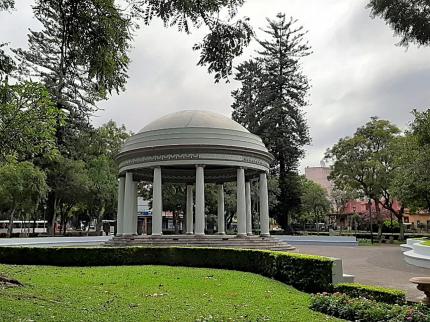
[107, 234, 295, 251]
[278, 235, 358, 246]
[403, 239, 430, 269]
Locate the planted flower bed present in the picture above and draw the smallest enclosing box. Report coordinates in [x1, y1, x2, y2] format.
[310, 292, 430, 322]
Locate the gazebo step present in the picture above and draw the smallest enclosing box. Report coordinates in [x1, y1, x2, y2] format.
[106, 235, 295, 251]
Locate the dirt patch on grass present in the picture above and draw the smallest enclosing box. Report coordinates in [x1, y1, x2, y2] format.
[0, 275, 23, 288]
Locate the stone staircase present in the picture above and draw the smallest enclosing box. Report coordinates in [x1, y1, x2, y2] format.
[106, 234, 295, 251]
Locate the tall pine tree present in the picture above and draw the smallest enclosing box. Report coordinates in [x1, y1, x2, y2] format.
[232, 13, 311, 230]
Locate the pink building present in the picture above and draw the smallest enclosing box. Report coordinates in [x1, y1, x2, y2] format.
[304, 165, 333, 197]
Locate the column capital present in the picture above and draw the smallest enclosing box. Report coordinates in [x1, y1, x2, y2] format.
[195, 164, 206, 168]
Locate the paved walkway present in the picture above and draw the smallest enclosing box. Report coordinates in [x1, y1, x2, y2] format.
[293, 244, 430, 301]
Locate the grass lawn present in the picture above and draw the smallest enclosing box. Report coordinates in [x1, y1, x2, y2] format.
[0, 265, 340, 322]
[422, 240, 430, 246]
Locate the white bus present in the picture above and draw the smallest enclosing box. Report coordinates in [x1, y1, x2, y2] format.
[0, 220, 48, 236]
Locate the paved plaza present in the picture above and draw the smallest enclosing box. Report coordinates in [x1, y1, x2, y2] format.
[0, 236, 112, 247]
[293, 244, 430, 301]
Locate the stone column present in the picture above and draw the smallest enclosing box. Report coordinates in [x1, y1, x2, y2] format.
[245, 181, 252, 236]
[217, 184, 225, 235]
[195, 165, 205, 236]
[116, 176, 125, 236]
[259, 172, 270, 237]
[236, 167, 247, 237]
[132, 181, 138, 235]
[123, 172, 134, 235]
[186, 184, 194, 234]
[152, 167, 162, 236]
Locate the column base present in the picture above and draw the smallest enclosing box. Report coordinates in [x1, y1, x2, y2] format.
[186, 232, 194, 235]
[217, 232, 226, 235]
[236, 233, 247, 238]
[260, 233, 270, 238]
[151, 233, 163, 236]
[194, 233, 205, 237]
[247, 232, 253, 236]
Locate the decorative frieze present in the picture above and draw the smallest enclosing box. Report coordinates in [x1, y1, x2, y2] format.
[120, 152, 267, 169]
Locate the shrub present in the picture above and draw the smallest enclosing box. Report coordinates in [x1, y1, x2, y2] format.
[383, 220, 400, 232]
[310, 293, 430, 322]
[0, 246, 333, 292]
[333, 283, 406, 304]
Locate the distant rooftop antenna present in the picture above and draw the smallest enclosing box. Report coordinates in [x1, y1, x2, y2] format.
[320, 160, 326, 168]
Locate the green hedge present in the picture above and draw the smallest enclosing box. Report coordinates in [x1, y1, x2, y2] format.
[0, 246, 333, 293]
[333, 283, 406, 304]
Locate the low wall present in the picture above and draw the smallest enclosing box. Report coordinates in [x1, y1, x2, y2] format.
[278, 235, 358, 246]
[0, 246, 340, 293]
[403, 240, 430, 269]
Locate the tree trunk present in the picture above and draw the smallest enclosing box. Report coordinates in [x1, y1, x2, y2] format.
[95, 206, 105, 235]
[373, 199, 383, 241]
[51, 197, 58, 236]
[7, 207, 16, 238]
[398, 216, 405, 241]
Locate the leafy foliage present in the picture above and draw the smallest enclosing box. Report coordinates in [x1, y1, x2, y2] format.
[0, 44, 15, 81]
[130, 0, 252, 82]
[296, 177, 331, 228]
[390, 110, 430, 212]
[0, 0, 13, 11]
[367, 0, 430, 47]
[14, 0, 133, 115]
[0, 81, 60, 161]
[0, 160, 48, 236]
[326, 117, 403, 238]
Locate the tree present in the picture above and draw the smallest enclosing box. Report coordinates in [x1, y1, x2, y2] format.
[0, 159, 48, 237]
[0, 1, 15, 79]
[130, 0, 252, 82]
[0, 81, 60, 161]
[331, 186, 357, 214]
[46, 156, 90, 235]
[391, 110, 430, 212]
[297, 177, 331, 231]
[87, 156, 118, 234]
[14, 0, 133, 117]
[232, 13, 311, 230]
[0, 0, 13, 11]
[367, 0, 430, 47]
[162, 183, 186, 234]
[0, 44, 15, 81]
[326, 118, 402, 239]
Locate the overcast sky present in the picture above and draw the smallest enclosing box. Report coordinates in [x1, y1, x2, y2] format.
[1, 0, 429, 171]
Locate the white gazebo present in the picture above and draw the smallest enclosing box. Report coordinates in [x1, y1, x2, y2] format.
[112, 110, 292, 249]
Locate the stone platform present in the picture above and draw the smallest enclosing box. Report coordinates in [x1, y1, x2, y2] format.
[107, 234, 295, 251]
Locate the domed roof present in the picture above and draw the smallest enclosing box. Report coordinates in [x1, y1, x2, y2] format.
[139, 110, 248, 133]
[117, 110, 273, 182]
